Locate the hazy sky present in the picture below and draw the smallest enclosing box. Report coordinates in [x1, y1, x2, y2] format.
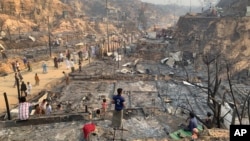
[141, 0, 218, 6]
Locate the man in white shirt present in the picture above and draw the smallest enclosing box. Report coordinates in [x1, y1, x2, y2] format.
[26, 82, 32, 96]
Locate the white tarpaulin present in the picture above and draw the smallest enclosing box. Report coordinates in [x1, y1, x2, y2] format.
[75, 42, 84, 46]
[160, 57, 169, 64]
[0, 43, 5, 50]
[170, 51, 182, 61]
[166, 57, 175, 68]
[136, 64, 146, 74]
[29, 36, 36, 42]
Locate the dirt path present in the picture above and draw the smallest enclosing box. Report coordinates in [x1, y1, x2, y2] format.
[0, 57, 79, 114]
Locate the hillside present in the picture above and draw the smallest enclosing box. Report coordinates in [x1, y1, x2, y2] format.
[0, 0, 197, 75]
[175, 0, 250, 81]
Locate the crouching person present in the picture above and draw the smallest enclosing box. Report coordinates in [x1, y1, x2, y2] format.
[18, 97, 31, 121]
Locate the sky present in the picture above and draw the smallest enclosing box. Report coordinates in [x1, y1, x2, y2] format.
[141, 0, 218, 7]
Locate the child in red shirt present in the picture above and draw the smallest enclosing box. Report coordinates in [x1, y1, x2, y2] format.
[101, 99, 107, 117]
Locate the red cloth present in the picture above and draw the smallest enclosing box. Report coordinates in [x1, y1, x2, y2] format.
[83, 123, 96, 139]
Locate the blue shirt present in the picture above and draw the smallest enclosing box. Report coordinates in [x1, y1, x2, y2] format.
[113, 95, 125, 111]
[188, 117, 198, 131]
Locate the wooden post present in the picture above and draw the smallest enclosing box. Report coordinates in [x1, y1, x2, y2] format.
[85, 105, 88, 113]
[16, 76, 21, 100]
[231, 106, 236, 125]
[88, 46, 91, 64]
[48, 16, 52, 57]
[3, 92, 11, 120]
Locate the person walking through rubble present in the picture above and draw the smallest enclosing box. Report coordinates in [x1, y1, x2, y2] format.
[66, 49, 71, 60]
[59, 52, 64, 63]
[16, 61, 20, 71]
[78, 50, 83, 61]
[54, 57, 59, 69]
[35, 73, 40, 86]
[26, 82, 32, 96]
[27, 61, 32, 71]
[42, 62, 47, 73]
[11, 61, 16, 72]
[65, 59, 70, 69]
[17, 70, 23, 81]
[111, 88, 125, 128]
[20, 81, 27, 97]
[62, 71, 69, 85]
[23, 57, 28, 68]
[69, 59, 75, 72]
[13, 72, 19, 88]
[78, 60, 82, 72]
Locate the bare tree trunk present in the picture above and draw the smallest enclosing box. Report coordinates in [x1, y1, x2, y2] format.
[240, 92, 250, 122]
[226, 64, 242, 125]
[248, 100, 250, 123]
[7, 26, 11, 43]
[216, 104, 221, 128]
[232, 107, 236, 125]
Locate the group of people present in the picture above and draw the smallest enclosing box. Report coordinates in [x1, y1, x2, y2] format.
[33, 99, 52, 115]
[11, 58, 32, 73]
[57, 49, 86, 73]
[12, 59, 40, 97]
[91, 88, 125, 128]
[18, 85, 213, 141]
[18, 97, 63, 120]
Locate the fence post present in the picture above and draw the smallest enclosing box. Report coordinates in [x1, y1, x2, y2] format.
[3, 92, 11, 120]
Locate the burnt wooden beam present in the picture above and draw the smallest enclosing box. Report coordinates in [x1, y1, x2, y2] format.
[0, 113, 89, 128]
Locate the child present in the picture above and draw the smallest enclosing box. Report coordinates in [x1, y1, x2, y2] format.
[34, 104, 42, 115]
[56, 104, 63, 111]
[45, 103, 52, 115]
[191, 128, 199, 141]
[101, 99, 107, 117]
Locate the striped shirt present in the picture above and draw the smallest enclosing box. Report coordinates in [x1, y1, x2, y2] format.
[18, 102, 31, 120]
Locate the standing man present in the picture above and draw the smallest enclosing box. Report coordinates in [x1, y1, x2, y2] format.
[16, 61, 20, 71]
[34, 73, 40, 86]
[20, 81, 27, 97]
[78, 60, 82, 72]
[23, 57, 27, 68]
[69, 59, 75, 72]
[42, 62, 47, 73]
[66, 49, 70, 60]
[17, 70, 23, 81]
[11, 62, 16, 72]
[26, 82, 32, 96]
[78, 50, 83, 61]
[59, 52, 64, 63]
[112, 88, 125, 128]
[54, 57, 59, 69]
[13, 72, 19, 88]
[27, 61, 32, 71]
